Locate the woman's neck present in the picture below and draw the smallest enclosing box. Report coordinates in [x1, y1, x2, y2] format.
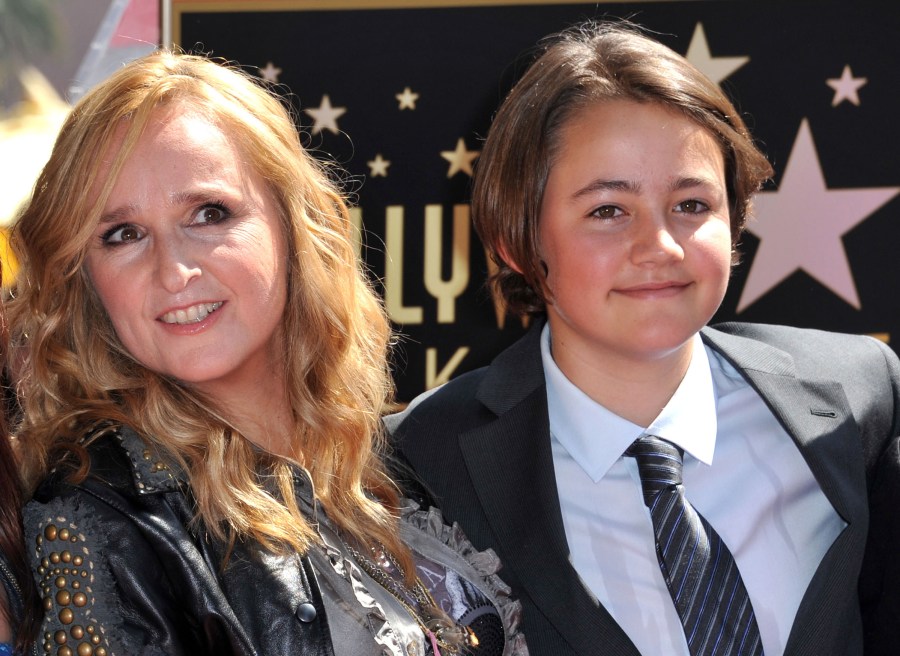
[197, 371, 296, 457]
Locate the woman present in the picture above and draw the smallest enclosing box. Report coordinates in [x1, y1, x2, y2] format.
[7, 51, 525, 656]
[0, 432, 36, 656]
[1, 309, 37, 656]
[0, 431, 33, 656]
[389, 19, 900, 656]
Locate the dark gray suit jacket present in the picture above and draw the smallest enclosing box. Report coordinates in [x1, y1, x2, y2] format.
[388, 321, 900, 655]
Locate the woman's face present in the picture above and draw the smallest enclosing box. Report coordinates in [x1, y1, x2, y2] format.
[535, 99, 733, 377]
[84, 106, 289, 398]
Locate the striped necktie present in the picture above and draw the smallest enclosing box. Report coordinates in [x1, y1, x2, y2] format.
[626, 435, 764, 656]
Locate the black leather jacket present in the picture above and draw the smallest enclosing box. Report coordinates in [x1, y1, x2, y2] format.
[24, 427, 525, 656]
[2, 520, 39, 656]
[1, 551, 30, 656]
[24, 427, 340, 655]
[0, 552, 22, 626]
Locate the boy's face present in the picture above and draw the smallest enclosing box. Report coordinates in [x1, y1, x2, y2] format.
[536, 99, 732, 379]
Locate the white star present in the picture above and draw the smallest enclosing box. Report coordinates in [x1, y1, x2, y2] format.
[685, 22, 749, 85]
[258, 62, 282, 83]
[303, 95, 347, 135]
[367, 153, 391, 177]
[739, 119, 900, 311]
[826, 65, 867, 106]
[440, 138, 479, 178]
[396, 87, 419, 110]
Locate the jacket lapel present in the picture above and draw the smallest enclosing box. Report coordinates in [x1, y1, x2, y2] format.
[701, 326, 868, 655]
[701, 326, 866, 522]
[458, 323, 639, 655]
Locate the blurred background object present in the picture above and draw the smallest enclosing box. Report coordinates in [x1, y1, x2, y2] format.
[0, 0, 159, 282]
[0, 66, 68, 282]
[0, 0, 59, 108]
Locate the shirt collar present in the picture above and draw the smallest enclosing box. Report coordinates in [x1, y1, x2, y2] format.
[542, 325, 717, 483]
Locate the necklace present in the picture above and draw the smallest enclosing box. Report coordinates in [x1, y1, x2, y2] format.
[345, 543, 478, 655]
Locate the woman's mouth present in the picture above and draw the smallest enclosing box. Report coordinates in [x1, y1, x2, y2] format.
[159, 302, 223, 325]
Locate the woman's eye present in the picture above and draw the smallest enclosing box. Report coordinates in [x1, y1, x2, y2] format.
[101, 224, 142, 244]
[194, 204, 229, 225]
[592, 205, 623, 219]
[674, 199, 710, 214]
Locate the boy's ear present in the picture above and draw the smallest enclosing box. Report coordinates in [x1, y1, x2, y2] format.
[496, 242, 525, 275]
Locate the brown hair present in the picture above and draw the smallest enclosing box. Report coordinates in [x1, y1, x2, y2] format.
[0, 291, 37, 653]
[8, 51, 407, 566]
[472, 20, 774, 316]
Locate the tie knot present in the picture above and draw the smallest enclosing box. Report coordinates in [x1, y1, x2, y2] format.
[626, 435, 684, 502]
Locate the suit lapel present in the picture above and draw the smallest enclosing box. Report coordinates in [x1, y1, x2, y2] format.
[702, 326, 868, 655]
[459, 323, 639, 656]
[701, 327, 866, 522]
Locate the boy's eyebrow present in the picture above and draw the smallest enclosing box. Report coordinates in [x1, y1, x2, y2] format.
[671, 176, 717, 191]
[572, 179, 639, 199]
[571, 175, 719, 200]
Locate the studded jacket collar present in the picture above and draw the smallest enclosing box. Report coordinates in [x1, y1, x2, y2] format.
[25, 427, 334, 656]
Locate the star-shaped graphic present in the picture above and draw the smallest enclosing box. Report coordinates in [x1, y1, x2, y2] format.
[367, 153, 391, 177]
[826, 65, 867, 106]
[739, 119, 900, 311]
[258, 62, 282, 83]
[396, 87, 419, 110]
[440, 138, 479, 178]
[303, 95, 347, 135]
[685, 22, 750, 85]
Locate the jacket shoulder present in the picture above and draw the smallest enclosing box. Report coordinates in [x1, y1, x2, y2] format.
[709, 321, 884, 349]
[389, 322, 547, 433]
[25, 452, 176, 656]
[388, 366, 492, 437]
[707, 321, 899, 376]
[415, 366, 490, 409]
[35, 426, 180, 505]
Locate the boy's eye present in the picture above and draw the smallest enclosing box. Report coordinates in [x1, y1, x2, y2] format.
[674, 199, 709, 214]
[592, 205, 623, 219]
[102, 224, 142, 244]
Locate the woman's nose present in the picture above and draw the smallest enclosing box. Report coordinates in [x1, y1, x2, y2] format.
[154, 235, 201, 293]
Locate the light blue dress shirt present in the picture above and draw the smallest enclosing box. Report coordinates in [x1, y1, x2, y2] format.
[541, 325, 845, 656]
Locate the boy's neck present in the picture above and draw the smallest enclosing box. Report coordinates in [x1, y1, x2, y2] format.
[550, 336, 694, 428]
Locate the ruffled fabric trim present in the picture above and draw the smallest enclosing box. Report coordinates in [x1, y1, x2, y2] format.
[399, 500, 530, 656]
[315, 525, 411, 656]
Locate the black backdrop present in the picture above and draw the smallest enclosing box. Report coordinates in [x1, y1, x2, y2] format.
[171, 0, 900, 402]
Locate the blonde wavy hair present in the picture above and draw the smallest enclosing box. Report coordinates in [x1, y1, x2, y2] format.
[7, 51, 407, 563]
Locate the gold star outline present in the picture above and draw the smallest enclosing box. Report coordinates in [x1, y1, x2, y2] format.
[396, 87, 420, 110]
[826, 65, 868, 106]
[303, 95, 347, 135]
[685, 23, 749, 85]
[259, 62, 282, 83]
[440, 138, 479, 178]
[367, 153, 391, 177]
